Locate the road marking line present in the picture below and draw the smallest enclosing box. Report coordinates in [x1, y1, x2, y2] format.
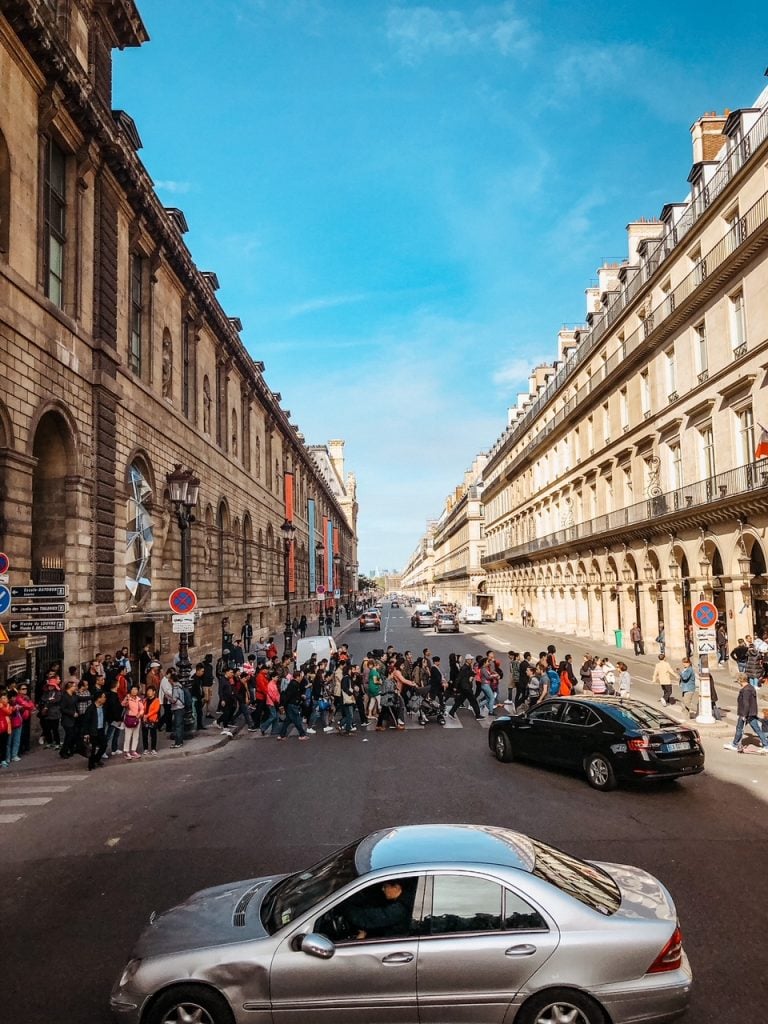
[0, 797, 53, 807]
[0, 814, 25, 823]
[6, 774, 87, 784]
[4, 785, 71, 794]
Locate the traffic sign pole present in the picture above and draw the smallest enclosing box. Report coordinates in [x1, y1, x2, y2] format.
[692, 602, 717, 726]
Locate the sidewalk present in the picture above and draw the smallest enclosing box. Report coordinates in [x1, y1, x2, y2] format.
[465, 618, 740, 737]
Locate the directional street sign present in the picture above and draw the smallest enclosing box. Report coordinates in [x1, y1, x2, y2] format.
[169, 587, 197, 614]
[0, 552, 9, 574]
[10, 602, 68, 616]
[172, 613, 196, 634]
[0, 622, 8, 643]
[0, 585, 11, 616]
[18, 636, 48, 650]
[11, 585, 68, 600]
[9, 620, 65, 634]
[691, 600, 718, 628]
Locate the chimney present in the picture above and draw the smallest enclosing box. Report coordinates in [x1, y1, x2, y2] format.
[626, 219, 664, 264]
[327, 439, 345, 482]
[690, 111, 727, 163]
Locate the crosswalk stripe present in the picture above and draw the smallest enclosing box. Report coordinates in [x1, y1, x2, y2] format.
[0, 797, 52, 807]
[4, 785, 72, 794]
[0, 814, 25, 823]
[3, 774, 87, 784]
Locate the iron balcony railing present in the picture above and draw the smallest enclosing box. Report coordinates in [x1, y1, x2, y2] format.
[482, 461, 768, 566]
[488, 188, 768, 489]
[485, 101, 768, 469]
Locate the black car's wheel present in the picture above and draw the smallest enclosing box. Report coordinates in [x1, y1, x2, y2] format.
[517, 987, 607, 1024]
[492, 730, 514, 763]
[145, 985, 234, 1024]
[585, 752, 617, 791]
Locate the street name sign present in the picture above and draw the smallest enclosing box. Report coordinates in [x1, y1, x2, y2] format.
[11, 585, 68, 600]
[18, 636, 48, 650]
[171, 614, 195, 633]
[9, 619, 65, 634]
[10, 602, 68, 615]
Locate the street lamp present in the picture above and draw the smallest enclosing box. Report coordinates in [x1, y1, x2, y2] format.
[281, 518, 296, 658]
[166, 464, 200, 735]
[333, 552, 341, 626]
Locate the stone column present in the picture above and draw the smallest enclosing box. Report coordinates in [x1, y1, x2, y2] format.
[662, 582, 687, 662]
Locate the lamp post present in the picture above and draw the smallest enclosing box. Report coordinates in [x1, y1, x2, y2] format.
[167, 464, 200, 735]
[333, 552, 341, 626]
[281, 518, 296, 658]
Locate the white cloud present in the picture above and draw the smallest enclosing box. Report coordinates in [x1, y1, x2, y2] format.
[286, 292, 374, 318]
[385, 2, 533, 64]
[154, 179, 194, 195]
[492, 356, 539, 388]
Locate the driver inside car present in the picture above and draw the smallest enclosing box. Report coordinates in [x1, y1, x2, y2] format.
[342, 879, 411, 940]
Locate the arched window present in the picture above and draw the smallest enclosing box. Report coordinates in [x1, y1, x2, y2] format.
[203, 376, 212, 435]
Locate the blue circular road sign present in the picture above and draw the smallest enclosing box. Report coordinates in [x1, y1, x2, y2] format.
[0, 585, 11, 616]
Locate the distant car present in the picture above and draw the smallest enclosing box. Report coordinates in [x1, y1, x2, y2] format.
[435, 613, 460, 633]
[111, 823, 692, 1024]
[391, 600, 399, 608]
[489, 697, 705, 791]
[359, 610, 381, 632]
[410, 609, 435, 628]
[460, 606, 483, 624]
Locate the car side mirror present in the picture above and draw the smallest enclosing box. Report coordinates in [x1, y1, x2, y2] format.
[300, 933, 336, 959]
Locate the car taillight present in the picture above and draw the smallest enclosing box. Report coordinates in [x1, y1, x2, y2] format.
[627, 736, 650, 751]
[647, 925, 683, 973]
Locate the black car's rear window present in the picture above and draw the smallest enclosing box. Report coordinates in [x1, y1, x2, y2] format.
[530, 838, 621, 916]
[605, 704, 679, 732]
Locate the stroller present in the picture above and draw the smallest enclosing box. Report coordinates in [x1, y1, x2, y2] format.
[405, 686, 446, 726]
[378, 677, 406, 730]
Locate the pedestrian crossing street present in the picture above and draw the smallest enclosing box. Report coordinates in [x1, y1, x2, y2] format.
[246, 707, 497, 737]
[0, 773, 88, 826]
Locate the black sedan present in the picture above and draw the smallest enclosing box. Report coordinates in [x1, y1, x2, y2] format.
[488, 697, 705, 791]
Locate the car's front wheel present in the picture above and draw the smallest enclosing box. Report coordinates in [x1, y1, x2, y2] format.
[145, 985, 234, 1024]
[492, 730, 514, 763]
[517, 987, 607, 1024]
[584, 752, 617, 791]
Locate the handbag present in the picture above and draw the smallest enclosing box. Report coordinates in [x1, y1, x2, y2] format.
[123, 713, 139, 728]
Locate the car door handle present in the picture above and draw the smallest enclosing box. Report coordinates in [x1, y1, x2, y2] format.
[381, 952, 414, 964]
[505, 944, 537, 956]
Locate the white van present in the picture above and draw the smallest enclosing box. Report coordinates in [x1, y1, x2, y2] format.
[460, 606, 482, 624]
[295, 635, 338, 667]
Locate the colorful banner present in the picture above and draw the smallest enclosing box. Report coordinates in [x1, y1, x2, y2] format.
[284, 470, 294, 521]
[288, 541, 296, 595]
[308, 499, 316, 593]
[333, 526, 339, 591]
[327, 519, 334, 592]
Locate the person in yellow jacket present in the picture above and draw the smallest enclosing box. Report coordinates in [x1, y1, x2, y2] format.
[652, 654, 678, 706]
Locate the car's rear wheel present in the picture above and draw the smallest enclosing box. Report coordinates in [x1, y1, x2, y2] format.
[492, 730, 514, 762]
[585, 752, 617, 791]
[145, 985, 234, 1024]
[518, 988, 607, 1024]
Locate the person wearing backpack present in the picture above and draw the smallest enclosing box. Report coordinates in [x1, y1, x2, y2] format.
[39, 672, 63, 749]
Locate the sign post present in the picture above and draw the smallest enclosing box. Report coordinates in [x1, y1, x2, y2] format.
[692, 601, 717, 725]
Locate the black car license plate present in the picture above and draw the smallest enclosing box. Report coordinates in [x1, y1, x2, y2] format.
[665, 741, 690, 752]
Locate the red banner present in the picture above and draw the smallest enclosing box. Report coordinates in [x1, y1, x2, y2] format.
[284, 470, 294, 521]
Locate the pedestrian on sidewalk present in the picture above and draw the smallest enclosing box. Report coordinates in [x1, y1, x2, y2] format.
[678, 658, 698, 719]
[121, 684, 145, 759]
[617, 662, 631, 697]
[655, 625, 666, 656]
[730, 638, 748, 673]
[169, 672, 186, 749]
[724, 675, 768, 753]
[590, 660, 608, 695]
[142, 685, 160, 754]
[14, 682, 35, 756]
[716, 624, 729, 665]
[630, 623, 645, 656]
[507, 652, 520, 704]
[652, 654, 677, 706]
[745, 643, 763, 690]
[39, 671, 62, 749]
[59, 679, 79, 759]
[83, 691, 108, 770]
[580, 655, 594, 692]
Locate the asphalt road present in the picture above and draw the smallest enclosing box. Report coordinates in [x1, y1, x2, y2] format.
[1, 603, 765, 1023]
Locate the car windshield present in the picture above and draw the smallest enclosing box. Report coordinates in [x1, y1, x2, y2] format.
[607, 704, 679, 731]
[261, 840, 360, 934]
[530, 838, 621, 915]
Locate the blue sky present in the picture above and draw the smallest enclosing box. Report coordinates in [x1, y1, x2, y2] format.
[114, 1, 767, 574]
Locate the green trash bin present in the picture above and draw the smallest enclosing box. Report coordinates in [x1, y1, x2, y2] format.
[614, 629, 623, 648]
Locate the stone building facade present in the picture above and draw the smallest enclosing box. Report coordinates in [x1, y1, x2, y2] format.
[428, 454, 488, 611]
[479, 86, 768, 662]
[0, 1, 357, 684]
[400, 522, 437, 600]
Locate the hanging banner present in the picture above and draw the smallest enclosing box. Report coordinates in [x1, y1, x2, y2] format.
[284, 470, 294, 521]
[327, 519, 334, 592]
[288, 540, 296, 595]
[308, 499, 316, 593]
[333, 526, 340, 593]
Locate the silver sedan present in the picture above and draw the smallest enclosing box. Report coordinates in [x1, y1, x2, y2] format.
[111, 824, 691, 1024]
